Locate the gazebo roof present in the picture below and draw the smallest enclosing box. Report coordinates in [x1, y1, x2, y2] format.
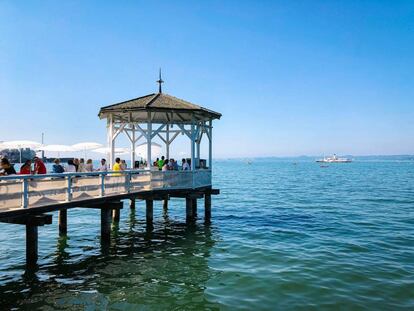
[99, 92, 221, 123]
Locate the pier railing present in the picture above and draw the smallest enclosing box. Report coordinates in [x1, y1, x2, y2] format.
[0, 169, 212, 212]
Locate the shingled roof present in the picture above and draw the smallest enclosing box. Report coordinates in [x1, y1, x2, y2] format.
[99, 93, 221, 123]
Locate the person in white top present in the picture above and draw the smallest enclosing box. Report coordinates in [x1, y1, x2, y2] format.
[66, 159, 77, 172]
[85, 159, 94, 172]
[78, 158, 87, 172]
[96, 159, 108, 171]
[182, 158, 190, 171]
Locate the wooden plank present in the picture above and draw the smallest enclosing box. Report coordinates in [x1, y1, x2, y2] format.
[0, 214, 52, 226]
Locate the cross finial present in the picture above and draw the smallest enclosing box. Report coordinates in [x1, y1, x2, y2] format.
[156, 68, 164, 93]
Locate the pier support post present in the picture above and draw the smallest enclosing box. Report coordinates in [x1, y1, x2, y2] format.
[26, 225, 38, 267]
[192, 198, 197, 217]
[112, 208, 120, 223]
[101, 208, 112, 243]
[186, 197, 194, 223]
[130, 198, 136, 210]
[163, 199, 168, 213]
[146, 199, 153, 226]
[58, 209, 67, 236]
[205, 194, 211, 223]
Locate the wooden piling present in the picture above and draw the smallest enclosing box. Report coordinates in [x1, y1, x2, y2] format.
[26, 224, 38, 267]
[186, 197, 194, 222]
[58, 209, 67, 236]
[205, 193, 211, 222]
[163, 199, 168, 213]
[101, 208, 112, 243]
[112, 208, 120, 223]
[192, 198, 198, 217]
[146, 199, 153, 225]
[130, 198, 136, 210]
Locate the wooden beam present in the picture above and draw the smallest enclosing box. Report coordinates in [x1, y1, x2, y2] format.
[0, 214, 52, 226]
[186, 197, 194, 223]
[205, 193, 211, 223]
[26, 224, 38, 267]
[58, 209, 67, 236]
[101, 208, 112, 243]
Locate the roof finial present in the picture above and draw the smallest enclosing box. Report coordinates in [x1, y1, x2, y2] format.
[156, 68, 164, 93]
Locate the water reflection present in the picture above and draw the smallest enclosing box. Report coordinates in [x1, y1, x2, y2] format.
[0, 216, 219, 310]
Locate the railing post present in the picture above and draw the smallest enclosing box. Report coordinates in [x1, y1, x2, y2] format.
[126, 171, 131, 193]
[21, 178, 28, 208]
[66, 175, 72, 202]
[100, 173, 105, 197]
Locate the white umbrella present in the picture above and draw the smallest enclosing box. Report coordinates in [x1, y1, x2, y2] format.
[93, 147, 129, 155]
[72, 142, 103, 158]
[0, 140, 41, 163]
[38, 144, 74, 158]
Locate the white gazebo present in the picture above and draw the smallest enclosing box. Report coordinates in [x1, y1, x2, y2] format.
[98, 75, 221, 171]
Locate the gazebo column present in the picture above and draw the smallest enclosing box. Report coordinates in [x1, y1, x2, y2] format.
[191, 119, 196, 171]
[147, 112, 152, 169]
[196, 124, 201, 168]
[107, 114, 115, 168]
[166, 124, 170, 160]
[131, 124, 136, 168]
[209, 119, 212, 170]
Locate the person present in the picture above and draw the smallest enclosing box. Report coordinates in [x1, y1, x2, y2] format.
[173, 159, 179, 171]
[20, 160, 32, 175]
[66, 159, 77, 172]
[162, 159, 169, 171]
[85, 159, 93, 172]
[182, 158, 190, 171]
[33, 157, 47, 174]
[78, 158, 86, 172]
[113, 157, 123, 173]
[0, 158, 16, 175]
[154, 158, 159, 167]
[52, 158, 65, 173]
[121, 159, 127, 170]
[96, 158, 108, 171]
[168, 159, 174, 170]
[73, 158, 80, 172]
[158, 156, 165, 170]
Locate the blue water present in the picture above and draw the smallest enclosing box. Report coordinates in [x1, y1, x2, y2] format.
[0, 160, 413, 309]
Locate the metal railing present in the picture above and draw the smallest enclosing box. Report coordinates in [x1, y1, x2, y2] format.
[0, 169, 212, 211]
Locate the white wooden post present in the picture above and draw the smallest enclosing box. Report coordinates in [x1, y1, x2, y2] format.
[191, 118, 196, 171]
[209, 119, 212, 170]
[166, 124, 170, 160]
[131, 124, 136, 168]
[147, 112, 152, 169]
[196, 122, 201, 168]
[107, 114, 115, 169]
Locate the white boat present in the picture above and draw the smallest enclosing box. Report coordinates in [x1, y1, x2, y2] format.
[316, 154, 352, 163]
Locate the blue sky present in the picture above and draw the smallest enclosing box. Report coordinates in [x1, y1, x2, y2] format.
[1, 0, 414, 158]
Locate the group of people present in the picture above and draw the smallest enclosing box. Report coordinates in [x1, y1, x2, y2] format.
[0, 157, 47, 176]
[1, 155, 191, 177]
[153, 156, 190, 171]
[0, 157, 110, 176]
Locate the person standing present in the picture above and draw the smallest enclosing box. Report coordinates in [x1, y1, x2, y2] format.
[73, 158, 80, 172]
[66, 159, 77, 172]
[96, 159, 108, 171]
[158, 156, 165, 171]
[78, 158, 86, 172]
[33, 157, 47, 174]
[182, 158, 190, 171]
[85, 159, 94, 172]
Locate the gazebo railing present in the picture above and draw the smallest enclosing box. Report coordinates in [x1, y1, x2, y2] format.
[0, 169, 211, 211]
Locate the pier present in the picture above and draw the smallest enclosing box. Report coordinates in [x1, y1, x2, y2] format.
[0, 78, 221, 268]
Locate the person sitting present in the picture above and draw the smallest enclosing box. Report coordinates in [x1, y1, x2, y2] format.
[85, 159, 93, 172]
[66, 159, 77, 172]
[96, 158, 108, 171]
[162, 159, 169, 171]
[154, 158, 159, 168]
[0, 158, 16, 175]
[20, 160, 32, 175]
[172, 159, 179, 171]
[168, 159, 174, 170]
[121, 159, 127, 170]
[73, 158, 80, 171]
[33, 157, 46, 174]
[182, 158, 190, 171]
[52, 159, 65, 173]
[78, 158, 86, 172]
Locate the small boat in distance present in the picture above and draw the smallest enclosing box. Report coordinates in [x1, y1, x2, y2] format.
[316, 154, 352, 163]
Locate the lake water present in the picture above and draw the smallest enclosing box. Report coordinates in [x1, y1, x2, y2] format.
[0, 160, 413, 310]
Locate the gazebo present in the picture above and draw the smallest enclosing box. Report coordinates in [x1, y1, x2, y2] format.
[98, 75, 221, 171]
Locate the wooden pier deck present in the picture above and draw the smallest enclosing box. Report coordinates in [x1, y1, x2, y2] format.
[0, 170, 219, 267]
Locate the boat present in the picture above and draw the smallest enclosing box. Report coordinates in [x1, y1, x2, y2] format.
[316, 154, 352, 163]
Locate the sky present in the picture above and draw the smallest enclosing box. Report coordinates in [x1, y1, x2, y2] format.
[1, 0, 414, 158]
